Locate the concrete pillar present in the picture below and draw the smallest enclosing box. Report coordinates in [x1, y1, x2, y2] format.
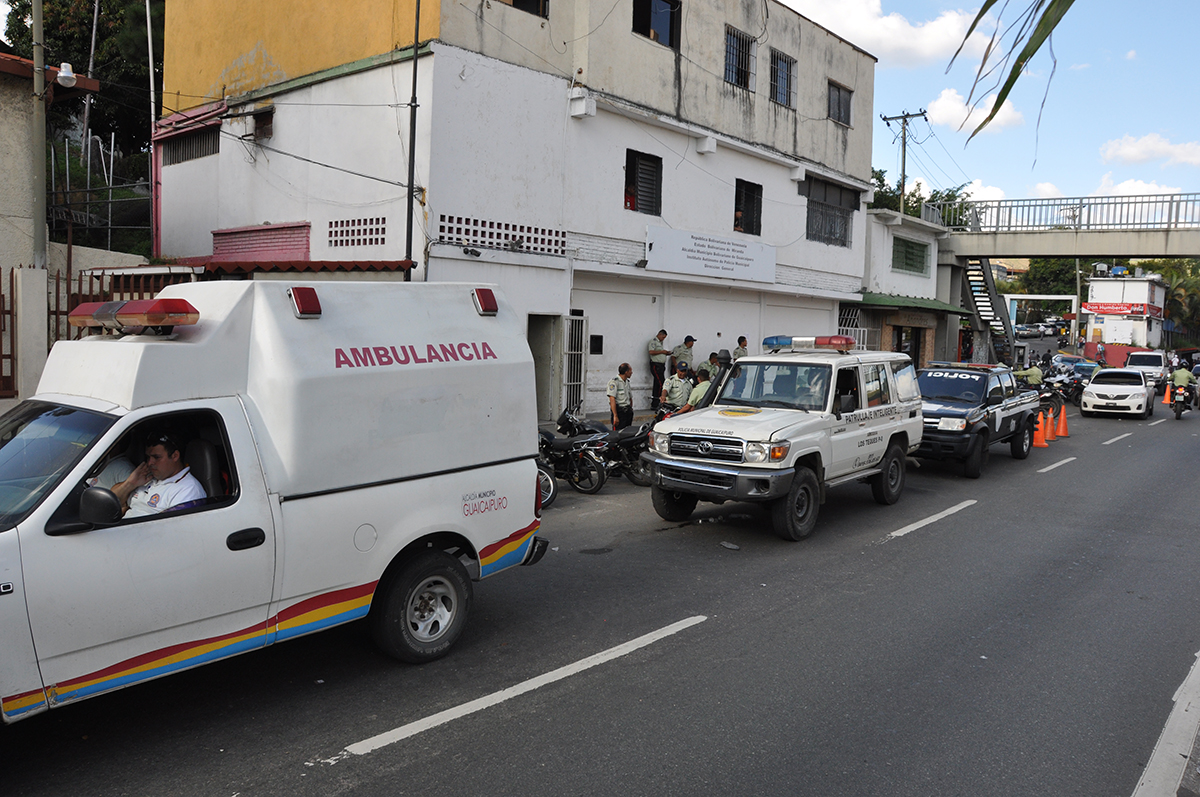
[14, 266, 48, 399]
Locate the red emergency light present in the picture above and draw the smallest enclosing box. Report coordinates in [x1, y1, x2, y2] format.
[473, 287, 498, 316]
[763, 335, 857, 353]
[287, 286, 322, 319]
[68, 298, 200, 332]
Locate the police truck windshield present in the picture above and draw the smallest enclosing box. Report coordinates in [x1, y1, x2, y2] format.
[918, 370, 987, 403]
[716, 363, 831, 411]
[0, 401, 115, 530]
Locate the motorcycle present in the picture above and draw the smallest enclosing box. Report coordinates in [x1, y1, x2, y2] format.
[1019, 379, 1065, 422]
[537, 462, 558, 508]
[1172, 383, 1194, 420]
[555, 406, 653, 487]
[537, 429, 608, 494]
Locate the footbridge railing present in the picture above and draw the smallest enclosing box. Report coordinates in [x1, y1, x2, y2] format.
[925, 193, 1200, 233]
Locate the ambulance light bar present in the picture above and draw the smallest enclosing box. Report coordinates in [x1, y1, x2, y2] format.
[762, 335, 857, 353]
[68, 298, 200, 332]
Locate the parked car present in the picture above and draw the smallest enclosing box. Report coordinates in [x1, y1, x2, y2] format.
[1014, 324, 1040, 339]
[1080, 368, 1156, 419]
[1123, 351, 1170, 394]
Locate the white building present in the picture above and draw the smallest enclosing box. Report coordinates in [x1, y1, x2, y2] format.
[1084, 275, 1167, 347]
[159, 0, 877, 418]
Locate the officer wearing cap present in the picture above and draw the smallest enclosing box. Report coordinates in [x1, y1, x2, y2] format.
[670, 336, 696, 378]
[607, 363, 634, 430]
[661, 361, 692, 410]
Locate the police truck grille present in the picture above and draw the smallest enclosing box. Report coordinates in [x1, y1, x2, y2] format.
[659, 464, 737, 490]
[668, 435, 744, 462]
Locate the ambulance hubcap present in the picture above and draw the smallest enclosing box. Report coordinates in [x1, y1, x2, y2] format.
[407, 577, 457, 642]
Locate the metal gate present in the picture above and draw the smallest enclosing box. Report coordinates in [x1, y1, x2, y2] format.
[0, 270, 16, 398]
[49, 269, 197, 348]
[562, 315, 588, 412]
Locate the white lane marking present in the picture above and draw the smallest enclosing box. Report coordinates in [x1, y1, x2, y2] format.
[1037, 457, 1076, 473]
[1132, 649, 1200, 796]
[1103, 432, 1133, 446]
[885, 500, 977, 541]
[1150, 418, 1168, 427]
[344, 615, 708, 757]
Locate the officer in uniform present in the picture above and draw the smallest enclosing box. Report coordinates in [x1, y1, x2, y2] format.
[733, 336, 749, 360]
[607, 363, 634, 430]
[678, 368, 712, 414]
[670, 335, 696, 380]
[660, 362, 693, 411]
[648, 330, 670, 410]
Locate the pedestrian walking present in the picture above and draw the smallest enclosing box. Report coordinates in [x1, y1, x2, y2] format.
[607, 363, 634, 430]
[648, 329, 670, 410]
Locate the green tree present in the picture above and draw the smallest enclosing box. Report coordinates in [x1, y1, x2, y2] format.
[868, 169, 972, 218]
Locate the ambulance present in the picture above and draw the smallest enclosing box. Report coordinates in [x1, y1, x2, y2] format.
[0, 281, 547, 724]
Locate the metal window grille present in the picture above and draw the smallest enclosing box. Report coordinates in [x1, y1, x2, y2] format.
[563, 315, 588, 412]
[891, 237, 929, 274]
[828, 82, 852, 125]
[770, 50, 796, 108]
[162, 127, 220, 166]
[625, 150, 662, 216]
[735, 179, 763, 236]
[724, 26, 756, 91]
[838, 306, 860, 329]
[806, 199, 853, 248]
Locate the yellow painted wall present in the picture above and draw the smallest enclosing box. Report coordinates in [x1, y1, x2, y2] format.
[163, 0, 439, 112]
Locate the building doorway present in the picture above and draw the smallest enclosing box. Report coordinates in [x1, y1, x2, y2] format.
[894, 326, 924, 368]
[527, 314, 560, 423]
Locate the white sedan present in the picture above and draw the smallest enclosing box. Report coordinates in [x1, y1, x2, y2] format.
[1080, 368, 1156, 419]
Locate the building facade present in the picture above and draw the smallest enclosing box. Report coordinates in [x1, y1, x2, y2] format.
[1084, 275, 1166, 348]
[159, 0, 877, 417]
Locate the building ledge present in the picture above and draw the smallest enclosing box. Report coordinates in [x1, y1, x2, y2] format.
[850, 291, 972, 315]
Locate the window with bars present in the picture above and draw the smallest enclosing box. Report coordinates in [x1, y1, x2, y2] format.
[828, 81, 853, 125]
[624, 150, 662, 216]
[724, 26, 756, 91]
[892, 237, 930, 275]
[769, 49, 796, 108]
[801, 176, 859, 248]
[162, 127, 220, 166]
[734, 179, 762, 236]
[632, 0, 680, 48]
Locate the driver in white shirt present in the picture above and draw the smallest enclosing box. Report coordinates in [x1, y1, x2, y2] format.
[111, 431, 206, 517]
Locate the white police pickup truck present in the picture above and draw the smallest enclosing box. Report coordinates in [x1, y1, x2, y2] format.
[642, 336, 923, 540]
[0, 281, 546, 724]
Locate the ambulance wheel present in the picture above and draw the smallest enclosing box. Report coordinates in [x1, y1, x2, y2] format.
[652, 486, 697, 522]
[870, 442, 905, 505]
[771, 467, 819, 541]
[370, 550, 472, 664]
[537, 463, 558, 509]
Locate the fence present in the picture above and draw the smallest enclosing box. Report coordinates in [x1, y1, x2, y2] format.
[925, 193, 1200, 233]
[0, 271, 16, 398]
[49, 270, 197, 348]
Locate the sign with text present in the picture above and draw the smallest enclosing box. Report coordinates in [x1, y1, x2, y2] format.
[1083, 302, 1163, 317]
[646, 226, 776, 284]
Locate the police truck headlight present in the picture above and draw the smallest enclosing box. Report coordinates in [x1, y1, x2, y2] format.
[651, 431, 670, 454]
[746, 441, 790, 463]
[937, 418, 967, 431]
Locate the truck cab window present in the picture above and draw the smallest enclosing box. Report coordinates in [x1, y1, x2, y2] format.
[835, 368, 860, 412]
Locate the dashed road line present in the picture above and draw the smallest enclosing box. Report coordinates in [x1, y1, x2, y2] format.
[885, 500, 977, 541]
[338, 615, 708, 758]
[1103, 432, 1133, 446]
[1037, 457, 1076, 473]
[1150, 418, 1168, 427]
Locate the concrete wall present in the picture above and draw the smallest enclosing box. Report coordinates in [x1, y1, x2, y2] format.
[863, 211, 940, 299]
[1, 74, 35, 271]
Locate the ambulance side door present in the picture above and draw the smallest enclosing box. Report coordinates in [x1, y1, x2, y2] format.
[18, 398, 276, 706]
[0, 528, 45, 722]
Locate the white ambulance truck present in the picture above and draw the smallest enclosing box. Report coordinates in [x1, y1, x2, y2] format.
[0, 281, 547, 724]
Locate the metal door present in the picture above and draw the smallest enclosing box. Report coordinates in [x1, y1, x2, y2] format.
[562, 315, 588, 412]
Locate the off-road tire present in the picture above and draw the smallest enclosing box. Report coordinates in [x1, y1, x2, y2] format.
[1010, 419, 1034, 460]
[870, 442, 906, 505]
[651, 485, 698, 522]
[963, 433, 988, 479]
[370, 550, 472, 664]
[771, 467, 820, 541]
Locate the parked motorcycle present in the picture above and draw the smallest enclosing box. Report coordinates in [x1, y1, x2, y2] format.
[537, 429, 608, 494]
[555, 406, 653, 487]
[1173, 383, 1194, 420]
[537, 462, 558, 508]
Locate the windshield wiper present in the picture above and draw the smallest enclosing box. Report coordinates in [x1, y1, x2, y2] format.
[930, 394, 970, 402]
[718, 397, 759, 407]
[759, 399, 802, 410]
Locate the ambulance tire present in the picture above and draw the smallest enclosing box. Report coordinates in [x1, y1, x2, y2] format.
[652, 485, 698, 522]
[537, 463, 558, 509]
[370, 550, 473, 664]
[771, 467, 819, 541]
[870, 441, 905, 505]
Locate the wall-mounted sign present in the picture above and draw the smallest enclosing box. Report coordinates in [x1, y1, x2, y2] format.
[646, 226, 776, 284]
[1082, 302, 1163, 317]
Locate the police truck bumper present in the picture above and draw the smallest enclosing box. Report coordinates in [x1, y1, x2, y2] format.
[640, 451, 794, 502]
[915, 429, 973, 460]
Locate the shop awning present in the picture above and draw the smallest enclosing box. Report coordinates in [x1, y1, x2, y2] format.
[848, 292, 973, 316]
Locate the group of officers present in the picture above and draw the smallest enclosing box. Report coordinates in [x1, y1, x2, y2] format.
[605, 330, 750, 430]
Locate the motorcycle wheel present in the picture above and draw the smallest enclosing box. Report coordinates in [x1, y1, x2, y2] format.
[567, 451, 607, 494]
[1176, 403, 1185, 420]
[537, 463, 558, 509]
[624, 452, 653, 487]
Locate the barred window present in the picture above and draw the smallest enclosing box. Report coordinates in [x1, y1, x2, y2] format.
[624, 150, 662, 216]
[828, 82, 852, 125]
[724, 26, 756, 91]
[734, 179, 762, 236]
[892, 237, 930, 275]
[802, 177, 859, 249]
[770, 50, 796, 108]
[162, 127, 219, 166]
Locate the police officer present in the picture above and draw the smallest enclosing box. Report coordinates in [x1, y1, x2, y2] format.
[607, 363, 634, 430]
[661, 361, 692, 411]
[678, 368, 711, 414]
[648, 330, 670, 410]
[733, 336, 749, 360]
[1013, 363, 1043, 385]
[670, 336, 696, 379]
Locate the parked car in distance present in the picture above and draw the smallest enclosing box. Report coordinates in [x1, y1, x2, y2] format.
[1124, 351, 1170, 394]
[1015, 324, 1040, 339]
[1080, 368, 1155, 418]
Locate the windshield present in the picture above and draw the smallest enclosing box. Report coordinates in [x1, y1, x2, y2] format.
[0, 401, 115, 530]
[716, 363, 831, 411]
[1090, 372, 1143, 386]
[917, 370, 987, 403]
[1073, 363, 1100, 377]
[1126, 354, 1162, 367]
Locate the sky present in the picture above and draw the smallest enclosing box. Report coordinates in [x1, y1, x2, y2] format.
[4, 0, 1196, 205]
[780, 0, 1200, 203]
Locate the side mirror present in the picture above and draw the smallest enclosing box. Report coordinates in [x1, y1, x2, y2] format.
[987, 393, 1004, 406]
[839, 394, 856, 414]
[79, 486, 123, 526]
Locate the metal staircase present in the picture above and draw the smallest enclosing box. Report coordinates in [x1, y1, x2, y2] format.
[963, 257, 1015, 362]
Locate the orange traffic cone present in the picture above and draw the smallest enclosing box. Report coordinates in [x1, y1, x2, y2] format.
[1044, 408, 1057, 441]
[1163, 385, 1172, 405]
[1055, 404, 1070, 438]
[1033, 411, 1049, 448]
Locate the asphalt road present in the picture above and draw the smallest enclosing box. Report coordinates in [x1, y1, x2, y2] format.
[4, 405, 1200, 796]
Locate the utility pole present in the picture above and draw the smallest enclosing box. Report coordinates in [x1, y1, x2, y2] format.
[31, 0, 47, 269]
[880, 109, 926, 216]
